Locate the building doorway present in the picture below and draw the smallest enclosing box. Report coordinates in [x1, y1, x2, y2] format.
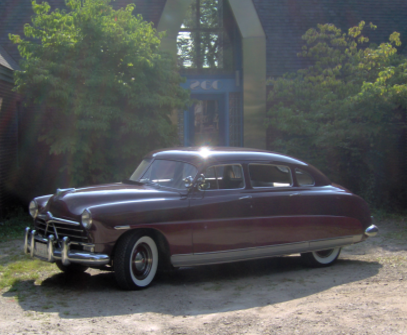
[186, 94, 225, 146]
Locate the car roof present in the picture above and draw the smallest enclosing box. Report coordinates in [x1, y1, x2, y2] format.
[145, 147, 331, 186]
[146, 147, 307, 166]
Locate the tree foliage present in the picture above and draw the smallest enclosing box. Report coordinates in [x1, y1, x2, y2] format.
[10, 0, 189, 185]
[267, 22, 407, 209]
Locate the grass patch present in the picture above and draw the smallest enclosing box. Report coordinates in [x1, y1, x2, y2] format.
[371, 210, 407, 222]
[203, 283, 223, 291]
[0, 208, 32, 243]
[42, 303, 54, 310]
[0, 255, 57, 290]
[57, 301, 69, 307]
[280, 277, 295, 283]
[383, 230, 407, 241]
[234, 284, 252, 291]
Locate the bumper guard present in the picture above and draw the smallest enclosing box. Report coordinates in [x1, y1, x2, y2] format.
[24, 227, 110, 266]
[364, 224, 379, 237]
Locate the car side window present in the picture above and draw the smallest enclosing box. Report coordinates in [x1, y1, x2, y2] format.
[249, 164, 292, 188]
[203, 164, 245, 190]
[295, 168, 315, 186]
[203, 166, 219, 190]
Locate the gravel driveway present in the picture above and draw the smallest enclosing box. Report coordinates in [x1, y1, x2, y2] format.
[1, 219, 406, 335]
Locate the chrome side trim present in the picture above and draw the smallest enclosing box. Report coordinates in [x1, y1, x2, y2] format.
[114, 225, 131, 230]
[24, 228, 110, 266]
[309, 235, 359, 250]
[171, 235, 363, 267]
[38, 212, 80, 226]
[365, 225, 378, 237]
[353, 234, 364, 243]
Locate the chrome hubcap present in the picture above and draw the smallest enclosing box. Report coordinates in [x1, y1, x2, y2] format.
[131, 242, 152, 280]
[134, 252, 147, 272]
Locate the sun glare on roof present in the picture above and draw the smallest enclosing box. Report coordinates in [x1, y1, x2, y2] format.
[199, 147, 211, 158]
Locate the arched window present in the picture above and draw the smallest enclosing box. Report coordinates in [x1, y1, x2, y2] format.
[177, 0, 236, 72]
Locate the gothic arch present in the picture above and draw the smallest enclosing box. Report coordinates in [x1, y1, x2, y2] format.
[157, 0, 266, 149]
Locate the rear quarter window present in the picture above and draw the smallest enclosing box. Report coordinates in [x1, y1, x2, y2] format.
[295, 168, 315, 186]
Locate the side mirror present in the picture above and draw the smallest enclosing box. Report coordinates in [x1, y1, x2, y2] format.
[183, 176, 194, 189]
[196, 174, 209, 190]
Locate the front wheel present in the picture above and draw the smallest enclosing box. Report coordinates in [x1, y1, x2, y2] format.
[301, 247, 341, 267]
[114, 232, 159, 290]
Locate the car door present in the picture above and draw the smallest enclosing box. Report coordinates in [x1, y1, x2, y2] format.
[189, 163, 256, 254]
[248, 163, 303, 246]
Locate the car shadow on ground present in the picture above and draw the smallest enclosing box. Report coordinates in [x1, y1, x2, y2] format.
[3, 255, 381, 318]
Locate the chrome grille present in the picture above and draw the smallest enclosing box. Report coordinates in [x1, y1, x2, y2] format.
[35, 216, 88, 243]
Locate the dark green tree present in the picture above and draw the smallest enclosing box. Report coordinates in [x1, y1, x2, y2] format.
[267, 22, 407, 209]
[10, 0, 189, 185]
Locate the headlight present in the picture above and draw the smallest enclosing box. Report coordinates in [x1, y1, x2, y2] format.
[81, 209, 93, 229]
[29, 200, 38, 219]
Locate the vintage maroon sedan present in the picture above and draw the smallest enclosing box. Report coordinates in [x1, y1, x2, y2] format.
[24, 147, 378, 289]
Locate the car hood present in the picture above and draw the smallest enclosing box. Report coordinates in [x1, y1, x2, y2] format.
[45, 182, 182, 218]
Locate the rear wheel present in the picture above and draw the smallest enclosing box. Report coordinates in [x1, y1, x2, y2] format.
[114, 231, 158, 290]
[56, 260, 89, 274]
[301, 247, 341, 267]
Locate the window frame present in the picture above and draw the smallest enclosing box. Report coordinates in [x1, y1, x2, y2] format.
[176, 0, 235, 72]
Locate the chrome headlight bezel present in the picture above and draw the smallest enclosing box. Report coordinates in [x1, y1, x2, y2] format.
[29, 200, 38, 219]
[81, 209, 93, 229]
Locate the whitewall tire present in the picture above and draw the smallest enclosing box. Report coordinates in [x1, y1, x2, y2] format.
[114, 232, 159, 290]
[301, 247, 341, 267]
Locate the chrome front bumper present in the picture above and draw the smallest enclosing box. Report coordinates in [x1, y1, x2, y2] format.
[24, 227, 110, 266]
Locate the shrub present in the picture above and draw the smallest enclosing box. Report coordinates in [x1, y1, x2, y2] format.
[267, 22, 407, 210]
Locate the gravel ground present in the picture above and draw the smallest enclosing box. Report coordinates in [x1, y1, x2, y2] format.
[1, 219, 406, 335]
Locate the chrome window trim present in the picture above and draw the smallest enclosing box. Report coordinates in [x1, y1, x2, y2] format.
[199, 163, 246, 191]
[248, 163, 293, 189]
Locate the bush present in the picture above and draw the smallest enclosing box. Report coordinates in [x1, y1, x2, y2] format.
[267, 22, 407, 211]
[10, 0, 189, 186]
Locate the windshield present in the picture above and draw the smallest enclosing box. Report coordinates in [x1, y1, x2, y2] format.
[129, 159, 152, 181]
[130, 159, 198, 190]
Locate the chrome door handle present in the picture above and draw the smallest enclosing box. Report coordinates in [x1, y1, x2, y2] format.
[289, 193, 300, 197]
[239, 195, 252, 200]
